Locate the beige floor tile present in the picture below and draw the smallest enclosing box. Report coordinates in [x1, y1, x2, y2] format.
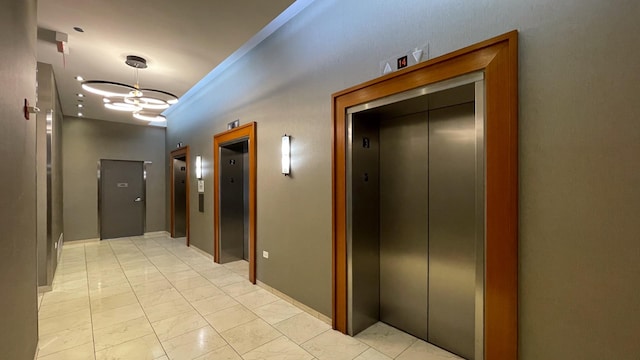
[355, 322, 417, 358]
[197, 267, 231, 280]
[92, 303, 145, 330]
[171, 276, 212, 291]
[208, 273, 246, 287]
[155, 264, 192, 273]
[243, 336, 314, 360]
[220, 318, 281, 355]
[151, 310, 209, 341]
[38, 308, 92, 336]
[163, 269, 200, 283]
[191, 263, 221, 274]
[161, 326, 227, 360]
[36, 341, 95, 360]
[93, 316, 154, 351]
[235, 288, 279, 309]
[38, 297, 90, 319]
[51, 271, 87, 284]
[138, 287, 184, 308]
[37, 325, 93, 357]
[126, 271, 166, 285]
[41, 235, 447, 360]
[220, 280, 258, 297]
[194, 345, 242, 360]
[223, 260, 249, 273]
[50, 278, 88, 292]
[301, 330, 369, 360]
[90, 291, 138, 313]
[253, 299, 303, 324]
[88, 277, 130, 291]
[354, 348, 393, 360]
[143, 297, 193, 323]
[95, 333, 165, 360]
[203, 304, 257, 332]
[274, 312, 331, 345]
[87, 268, 125, 279]
[179, 284, 224, 302]
[41, 289, 89, 306]
[131, 279, 174, 296]
[396, 340, 463, 360]
[119, 259, 154, 270]
[191, 294, 238, 316]
[89, 283, 133, 299]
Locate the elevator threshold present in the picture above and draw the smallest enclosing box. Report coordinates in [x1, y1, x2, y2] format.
[356, 322, 464, 359]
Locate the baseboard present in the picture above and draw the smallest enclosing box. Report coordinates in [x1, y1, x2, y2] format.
[144, 231, 170, 237]
[189, 244, 214, 260]
[33, 341, 39, 360]
[38, 285, 52, 293]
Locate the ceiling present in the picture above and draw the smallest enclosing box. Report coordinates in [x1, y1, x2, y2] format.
[37, 0, 296, 126]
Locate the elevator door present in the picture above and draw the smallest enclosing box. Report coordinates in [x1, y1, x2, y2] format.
[219, 141, 249, 263]
[348, 81, 482, 360]
[173, 158, 187, 238]
[100, 160, 144, 239]
[379, 111, 429, 340]
[428, 102, 477, 359]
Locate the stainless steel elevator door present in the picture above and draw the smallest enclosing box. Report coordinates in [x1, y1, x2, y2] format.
[219, 142, 248, 263]
[428, 102, 477, 359]
[349, 114, 381, 335]
[100, 160, 144, 239]
[173, 158, 187, 238]
[379, 111, 429, 340]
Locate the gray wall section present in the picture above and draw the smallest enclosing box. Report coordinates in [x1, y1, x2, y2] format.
[0, 0, 38, 358]
[63, 117, 166, 241]
[36, 62, 64, 287]
[165, 1, 640, 358]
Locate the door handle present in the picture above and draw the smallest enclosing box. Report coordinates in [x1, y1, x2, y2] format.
[134, 197, 142, 202]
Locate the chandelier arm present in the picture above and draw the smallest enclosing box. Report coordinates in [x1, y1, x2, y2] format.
[82, 80, 139, 97]
[139, 88, 179, 99]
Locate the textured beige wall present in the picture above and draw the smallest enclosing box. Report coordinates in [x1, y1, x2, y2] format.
[0, 0, 38, 358]
[166, 1, 640, 358]
[63, 117, 166, 241]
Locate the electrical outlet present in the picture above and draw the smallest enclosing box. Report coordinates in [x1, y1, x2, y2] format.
[262, 251, 269, 259]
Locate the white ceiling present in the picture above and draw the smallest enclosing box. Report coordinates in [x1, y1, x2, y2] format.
[37, 0, 296, 126]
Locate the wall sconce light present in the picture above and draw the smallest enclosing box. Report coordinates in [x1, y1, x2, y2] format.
[195, 155, 202, 179]
[281, 134, 291, 176]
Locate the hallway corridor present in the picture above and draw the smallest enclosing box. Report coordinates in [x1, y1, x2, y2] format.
[36, 235, 459, 360]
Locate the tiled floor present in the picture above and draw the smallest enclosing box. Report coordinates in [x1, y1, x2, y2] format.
[37, 234, 461, 360]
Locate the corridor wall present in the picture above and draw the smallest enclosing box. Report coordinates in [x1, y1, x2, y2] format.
[165, 1, 640, 358]
[0, 0, 38, 358]
[63, 117, 166, 241]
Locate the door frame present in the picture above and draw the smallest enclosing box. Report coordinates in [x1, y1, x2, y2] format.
[332, 31, 518, 359]
[213, 122, 257, 284]
[170, 146, 190, 246]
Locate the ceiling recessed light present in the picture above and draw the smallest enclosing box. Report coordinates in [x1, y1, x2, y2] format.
[77, 104, 84, 108]
[77, 112, 83, 117]
[77, 93, 85, 97]
[75, 76, 84, 81]
[73, 27, 84, 33]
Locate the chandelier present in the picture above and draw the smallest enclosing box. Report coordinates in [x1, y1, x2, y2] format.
[81, 55, 178, 122]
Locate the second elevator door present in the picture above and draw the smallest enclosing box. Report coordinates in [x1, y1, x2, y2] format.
[219, 141, 249, 263]
[376, 100, 477, 359]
